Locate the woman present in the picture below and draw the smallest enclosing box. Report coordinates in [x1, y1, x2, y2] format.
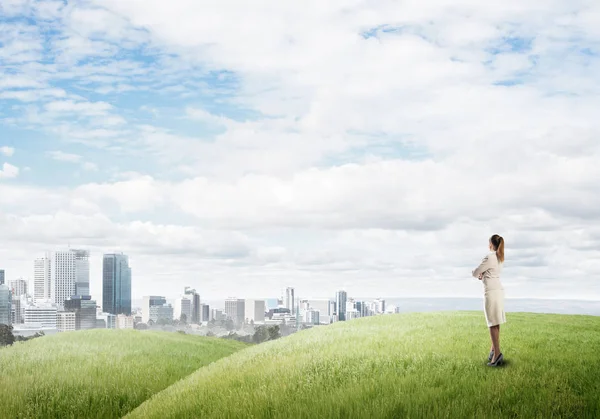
[472, 234, 506, 367]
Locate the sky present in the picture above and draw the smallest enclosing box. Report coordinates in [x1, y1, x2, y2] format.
[1, 0, 599, 304]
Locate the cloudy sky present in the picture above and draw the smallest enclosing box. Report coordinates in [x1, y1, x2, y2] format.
[1, 0, 599, 304]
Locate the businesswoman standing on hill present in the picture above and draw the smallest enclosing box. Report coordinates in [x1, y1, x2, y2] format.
[472, 234, 506, 367]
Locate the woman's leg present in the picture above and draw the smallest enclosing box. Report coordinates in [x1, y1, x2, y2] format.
[489, 325, 500, 362]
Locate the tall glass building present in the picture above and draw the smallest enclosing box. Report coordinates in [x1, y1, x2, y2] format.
[336, 290, 348, 321]
[0, 284, 13, 325]
[102, 253, 132, 315]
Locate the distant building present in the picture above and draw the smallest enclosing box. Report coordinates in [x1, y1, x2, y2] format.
[184, 288, 201, 324]
[57, 311, 76, 332]
[245, 299, 266, 324]
[11, 296, 22, 324]
[336, 290, 348, 321]
[174, 296, 192, 323]
[373, 298, 386, 314]
[0, 284, 11, 325]
[142, 296, 173, 324]
[8, 278, 28, 297]
[116, 314, 134, 329]
[285, 287, 295, 315]
[24, 303, 58, 330]
[64, 296, 97, 330]
[0, 269, 4, 285]
[34, 250, 90, 309]
[305, 309, 320, 325]
[96, 312, 116, 329]
[225, 298, 245, 326]
[102, 253, 132, 315]
[33, 256, 51, 303]
[201, 304, 210, 323]
[307, 299, 332, 324]
[210, 308, 226, 322]
[73, 249, 90, 297]
[266, 307, 291, 319]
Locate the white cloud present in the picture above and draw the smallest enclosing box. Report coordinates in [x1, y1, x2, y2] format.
[47, 150, 82, 163]
[0, 147, 15, 157]
[45, 100, 113, 116]
[0, 163, 19, 179]
[47, 151, 99, 173]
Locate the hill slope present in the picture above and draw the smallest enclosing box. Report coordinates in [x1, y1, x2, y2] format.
[128, 312, 600, 419]
[0, 329, 247, 418]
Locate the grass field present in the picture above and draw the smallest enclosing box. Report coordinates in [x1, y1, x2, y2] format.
[0, 329, 248, 419]
[128, 312, 600, 419]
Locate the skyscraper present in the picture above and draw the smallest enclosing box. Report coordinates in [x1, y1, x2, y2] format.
[184, 287, 201, 324]
[102, 253, 132, 315]
[34, 250, 90, 308]
[0, 269, 5, 285]
[336, 290, 348, 321]
[0, 284, 11, 325]
[201, 304, 210, 323]
[73, 249, 90, 297]
[225, 298, 245, 326]
[245, 299, 266, 324]
[174, 295, 192, 323]
[8, 278, 28, 297]
[285, 287, 295, 315]
[34, 256, 51, 302]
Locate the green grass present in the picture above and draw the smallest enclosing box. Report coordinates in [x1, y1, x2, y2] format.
[0, 329, 248, 419]
[128, 312, 600, 419]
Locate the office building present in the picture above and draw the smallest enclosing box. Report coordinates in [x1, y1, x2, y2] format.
[142, 296, 173, 324]
[11, 296, 22, 324]
[373, 298, 386, 314]
[0, 284, 11, 325]
[225, 298, 245, 326]
[96, 312, 116, 329]
[57, 311, 76, 332]
[73, 249, 90, 297]
[24, 303, 58, 329]
[210, 308, 226, 322]
[34, 250, 90, 308]
[34, 256, 51, 302]
[245, 299, 266, 324]
[102, 253, 132, 315]
[285, 287, 295, 315]
[116, 314, 134, 329]
[52, 250, 88, 308]
[0, 269, 4, 285]
[64, 296, 97, 330]
[8, 278, 28, 297]
[305, 309, 320, 325]
[201, 304, 210, 322]
[184, 287, 201, 324]
[307, 299, 332, 324]
[174, 296, 192, 323]
[336, 290, 348, 321]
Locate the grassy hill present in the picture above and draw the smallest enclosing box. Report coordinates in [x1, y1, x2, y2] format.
[0, 329, 248, 418]
[128, 312, 600, 419]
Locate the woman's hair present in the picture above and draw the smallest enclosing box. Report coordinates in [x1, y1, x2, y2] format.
[490, 234, 504, 263]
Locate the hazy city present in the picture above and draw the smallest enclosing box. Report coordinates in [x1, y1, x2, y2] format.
[2, 0, 600, 418]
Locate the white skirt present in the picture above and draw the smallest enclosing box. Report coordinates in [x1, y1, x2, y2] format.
[484, 290, 506, 327]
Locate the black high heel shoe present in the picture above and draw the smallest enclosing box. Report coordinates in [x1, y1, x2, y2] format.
[487, 353, 504, 367]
